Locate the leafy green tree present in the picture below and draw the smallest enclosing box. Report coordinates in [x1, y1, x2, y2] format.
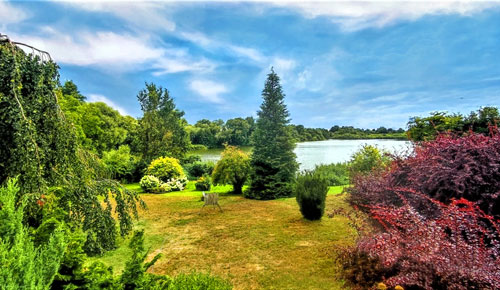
[246, 68, 298, 199]
[61, 80, 85, 101]
[0, 179, 66, 289]
[0, 42, 142, 255]
[220, 117, 253, 146]
[465, 106, 500, 134]
[102, 145, 137, 181]
[137, 83, 190, 163]
[349, 145, 391, 177]
[407, 112, 465, 141]
[212, 146, 250, 194]
[58, 86, 139, 155]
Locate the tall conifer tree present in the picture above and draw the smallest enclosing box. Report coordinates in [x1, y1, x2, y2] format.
[246, 68, 298, 199]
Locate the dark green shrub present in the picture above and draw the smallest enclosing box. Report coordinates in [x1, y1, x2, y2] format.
[101, 145, 138, 182]
[294, 171, 328, 220]
[195, 176, 211, 191]
[181, 154, 202, 165]
[313, 163, 350, 186]
[185, 161, 215, 180]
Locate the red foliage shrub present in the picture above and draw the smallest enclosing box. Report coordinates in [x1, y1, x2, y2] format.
[340, 128, 500, 289]
[349, 128, 500, 218]
[391, 129, 500, 217]
[354, 191, 500, 289]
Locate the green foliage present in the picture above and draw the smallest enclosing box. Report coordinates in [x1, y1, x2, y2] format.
[212, 146, 250, 195]
[140, 175, 162, 193]
[294, 172, 328, 220]
[313, 163, 350, 186]
[102, 145, 137, 182]
[328, 125, 406, 140]
[147, 156, 185, 183]
[184, 161, 215, 180]
[290, 125, 332, 142]
[0, 42, 142, 255]
[136, 82, 190, 163]
[120, 230, 162, 289]
[188, 117, 256, 148]
[247, 69, 298, 199]
[349, 145, 391, 177]
[59, 89, 139, 156]
[0, 179, 66, 289]
[61, 80, 85, 101]
[407, 107, 500, 141]
[407, 111, 465, 141]
[181, 154, 202, 165]
[195, 176, 212, 191]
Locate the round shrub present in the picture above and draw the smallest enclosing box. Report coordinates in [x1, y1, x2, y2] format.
[195, 176, 211, 191]
[294, 171, 328, 220]
[140, 175, 161, 193]
[146, 156, 185, 183]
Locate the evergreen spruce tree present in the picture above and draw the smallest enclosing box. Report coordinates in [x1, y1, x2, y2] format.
[246, 68, 298, 199]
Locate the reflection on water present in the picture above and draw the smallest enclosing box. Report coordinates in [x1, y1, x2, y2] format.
[195, 139, 412, 171]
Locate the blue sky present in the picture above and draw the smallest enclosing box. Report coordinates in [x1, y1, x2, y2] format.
[2, 1, 500, 129]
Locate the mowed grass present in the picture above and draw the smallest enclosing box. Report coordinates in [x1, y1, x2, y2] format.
[94, 182, 356, 289]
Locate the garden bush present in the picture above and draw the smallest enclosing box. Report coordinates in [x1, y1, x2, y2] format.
[146, 156, 185, 183]
[185, 161, 215, 180]
[295, 171, 328, 220]
[163, 176, 188, 192]
[313, 162, 350, 186]
[212, 146, 250, 194]
[181, 154, 202, 165]
[350, 192, 500, 289]
[195, 176, 211, 191]
[349, 145, 391, 178]
[390, 130, 500, 217]
[349, 129, 500, 218]
[342, 129, 500, 289]
[139, 175, 161, 193]
[101, 145, 137, 182]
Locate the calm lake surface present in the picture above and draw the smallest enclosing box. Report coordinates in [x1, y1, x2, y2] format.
[195, 139, 412, 171]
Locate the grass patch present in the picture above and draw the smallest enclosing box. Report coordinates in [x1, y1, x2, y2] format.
[101, 182, 357, 289]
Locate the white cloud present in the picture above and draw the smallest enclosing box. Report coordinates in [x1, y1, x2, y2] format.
[0, 1, 28, 25]
[152, 58, 216, 75]
[10, 28, 216, 74]
[274, 2, 499, 31]
[180, 31, 266, 63]
[87, 94, 130, 116]
[189, 80, 229, 104]
[12, 31, 163, 67]
[60, 1, 175, 32]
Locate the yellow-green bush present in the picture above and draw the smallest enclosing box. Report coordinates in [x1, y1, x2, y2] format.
[146, 156, 185, 183]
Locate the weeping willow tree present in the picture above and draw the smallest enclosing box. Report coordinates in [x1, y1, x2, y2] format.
[0, 37, 143, 255]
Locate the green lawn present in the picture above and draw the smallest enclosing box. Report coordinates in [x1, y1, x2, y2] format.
[95, 182, 356, 289]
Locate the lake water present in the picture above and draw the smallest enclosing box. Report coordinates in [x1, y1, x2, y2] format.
[196, 139, 412, 171]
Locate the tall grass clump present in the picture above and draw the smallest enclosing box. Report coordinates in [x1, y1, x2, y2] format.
[295, 171, 328, 220]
